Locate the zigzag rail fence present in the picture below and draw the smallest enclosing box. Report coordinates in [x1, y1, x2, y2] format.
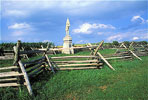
[1, 40, 147, 95]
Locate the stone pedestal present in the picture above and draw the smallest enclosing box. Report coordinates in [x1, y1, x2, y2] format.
[62, 35, 74, 54]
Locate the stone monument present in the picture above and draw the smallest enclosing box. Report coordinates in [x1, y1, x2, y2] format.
[62, 18, 74, 54]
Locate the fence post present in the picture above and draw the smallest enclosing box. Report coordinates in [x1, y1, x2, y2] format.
[13, 40, 21, 65]
[18, 61, 33, 96]
[94, 40, 104, 55]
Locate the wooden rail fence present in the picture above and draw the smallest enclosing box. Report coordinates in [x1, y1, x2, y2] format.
[50, 55, 103, 70]
[0, 40, 56, 95]
[1, 40, 146, 96]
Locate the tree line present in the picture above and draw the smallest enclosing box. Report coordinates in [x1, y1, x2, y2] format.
[94, 41, 148, 48]
[0, 41, 147, 50]
[0, 42, 55, 50]
[112, 41, 148, 47]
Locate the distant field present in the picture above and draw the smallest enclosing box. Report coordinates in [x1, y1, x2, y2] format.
[0, 49, 148, 100]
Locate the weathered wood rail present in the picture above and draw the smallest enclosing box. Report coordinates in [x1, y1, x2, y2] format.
[0, 65, 24, 87]
[115, 42, 144, 60]
[49, 40, 116, 71]
[49, 55, 103, 70]
[0, 40, 56, 96]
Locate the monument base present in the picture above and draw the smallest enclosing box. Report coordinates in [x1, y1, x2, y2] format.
[62, 35, 74, 54]
[62, 48, 74, 54]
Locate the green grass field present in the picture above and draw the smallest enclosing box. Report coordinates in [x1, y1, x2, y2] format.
[0, 49, 148, 100]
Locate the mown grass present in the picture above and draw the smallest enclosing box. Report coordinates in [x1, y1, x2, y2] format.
[0, 49, 148, 100]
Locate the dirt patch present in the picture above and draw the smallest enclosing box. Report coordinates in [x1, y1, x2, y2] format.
[66, 93, 72, 99]
[65, 93, 76, 100]
[99, 85, 107, 91]
[72, 96, 76, 100]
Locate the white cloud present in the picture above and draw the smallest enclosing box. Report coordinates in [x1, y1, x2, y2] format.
[132, 37, 139, 40]
[95, 24, 116, 29]
[107, 28, 148, 42]
[131, 15, 145, 24]
[97, 32, 103, 35]
[8, 22, 35, 37]
[2, 0, 96, 17]
[107, 34, 124, 41]
[140, 35, 148, 39]
[8, 23, 31, 29]
[76, 40, 89, 44]
[73, 23, 116, 34]
[42, 40, 51, 43]
[73, 23, 92, 34]
[97, 32, 113, 35]
[4, 10, 26, 17]
[12, 31, 25, 36]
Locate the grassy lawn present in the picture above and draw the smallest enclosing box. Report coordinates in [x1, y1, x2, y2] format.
[0, 49, 148, 100]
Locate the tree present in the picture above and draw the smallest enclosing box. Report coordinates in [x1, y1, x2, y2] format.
[112, 41, 119, 46]
[124, 41, 130, 47]
[138, 41, 147, 45]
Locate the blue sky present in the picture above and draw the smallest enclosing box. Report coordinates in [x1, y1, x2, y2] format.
[1, 0, 148, 45]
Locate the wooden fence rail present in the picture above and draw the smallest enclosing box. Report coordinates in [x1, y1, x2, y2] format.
[0, 40, 56, 96]
[51, 56, 98, 59]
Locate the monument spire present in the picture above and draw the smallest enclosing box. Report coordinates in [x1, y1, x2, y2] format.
[65, 18, 70, 35]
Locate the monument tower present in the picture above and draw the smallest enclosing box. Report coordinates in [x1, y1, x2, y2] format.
[62, 18, 74, 54]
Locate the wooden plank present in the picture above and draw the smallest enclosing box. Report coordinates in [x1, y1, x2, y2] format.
[46, 42, 50, 50]
[4, 50, 14, 52]
[0, 78, 17, 82]
[20, 50, 44, 54]
[0, 83, 20, 87]
[39, 48, 49, 51]
[116, 47, 126, 49]
[51, 56, 98, 59]
[45, 54, 55, 73]
[28, 67, 43, 77]
[115, 52, 129, 55]
[18, 60, 33, 96]
[23, 56, 45, 65]
[94, 40, 104, 55]
[72, 46, 97, 49]
[0, 66, 18, 71]
[57, 63, 103, 67]
[3, 52, 14, 54]
[129, 50, 142, 60]
[105, 56, 131, 60]
[87, 43, 92, 46]
[54, 60, 99, 63]
[31, 47, 39, 56]
[97, 52, 115, 71]
[121, 43, 128, 49]
[0, 72, 23, 78]
[140, 50, 146, 52]
[0, 56, 13, 60]
[87, 43, 95, 59]
[22, 47, 29, 60]
[59, 67, 99, 70]
[52, 50, 56, 55]
[27, 63, 44, 74]
[24, 59, 45, 69]
[0, 82, 27, 87]
[41, 45, 44, 49]
[13, 40, 21, 65]
[129, 42, 134, 48]
[39, 46, 98, 51]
